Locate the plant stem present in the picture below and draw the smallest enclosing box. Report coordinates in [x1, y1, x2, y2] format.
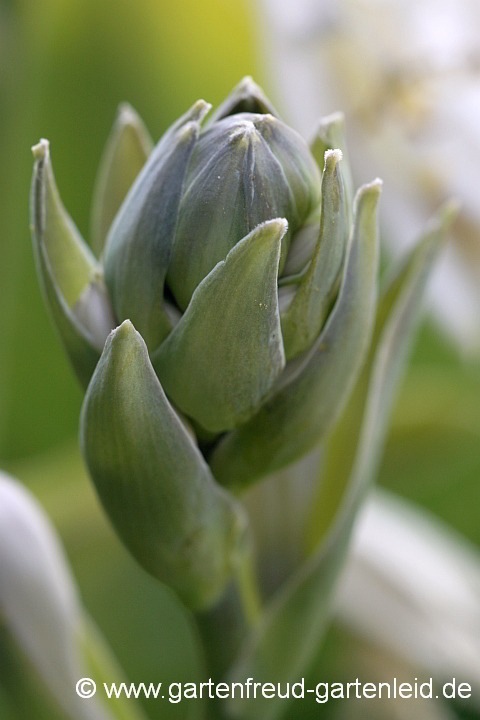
[235, 540, 262, 628]
[195, 537, 262, 686]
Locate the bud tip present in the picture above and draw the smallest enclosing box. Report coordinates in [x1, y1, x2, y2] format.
[364, 177, 383, 194]
[32, 138, 49, 161]
[324, 148, 343, 170]
[116, 102, 139, 126]
[192, 99, 212, 124]
[112, 318, 135, 337]
[262, 217, 289, 238]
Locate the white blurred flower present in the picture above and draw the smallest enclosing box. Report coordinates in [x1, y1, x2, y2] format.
[335, 489, 480, 695]
[0, 471, 111, 720]
[258, 0, 480, 349]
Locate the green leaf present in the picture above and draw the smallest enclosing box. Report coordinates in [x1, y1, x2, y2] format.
[225, 202, 454, 720]
[209, 76, 280, 123]
[80, 320, 248, 611]
[152, 219, 287, 433]
[31, 141, 97, 306]
[90, 103, 153, 257]
[30, 140, 115, 389]
[279, 206, 322, 280]
[210, 180, 381, 490]
[281, 149, 346, 359]
[103, 101, 210, 351]
[310, 111, 354, 227]
[306, 200, 459, 550]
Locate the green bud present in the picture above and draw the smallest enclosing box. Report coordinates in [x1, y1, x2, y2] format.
[90, 102, 153, 257]
[152, 219, 287, 432]
[310, 111, 354, 227]
[167, 112, 321, 310]
[80, 321, 248, 610]
[280, 149, 346, 360]
[31, 79, 389, 607]
[210, 180, 382, 489]
[30, 139, 116, 389]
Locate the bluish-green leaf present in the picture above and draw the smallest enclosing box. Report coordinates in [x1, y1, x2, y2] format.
[90, 103, 153, 257]
[152, 220, 287, 433]
[80, 320, 248, 610]
[103, 101, 210, 351]
[225, 202, 454, 720]
[209, 76, 280, 123]
[310, 111, 353, 227]
[211, 181, 382, 489]
[281, 149, 346, 359]
[30, 140, 115, 389]
[306, 200, 459, 550]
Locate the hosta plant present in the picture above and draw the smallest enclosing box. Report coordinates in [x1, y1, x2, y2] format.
[30, 76, 454, 719]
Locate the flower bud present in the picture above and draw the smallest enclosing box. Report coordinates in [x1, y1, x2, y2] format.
[80, 321, 249, 610]
[167, 112, 321, 310]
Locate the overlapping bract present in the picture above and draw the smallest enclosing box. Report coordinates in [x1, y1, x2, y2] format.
[30, 77, 383, 610]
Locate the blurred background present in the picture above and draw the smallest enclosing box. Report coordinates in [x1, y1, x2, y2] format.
[1, 0, 480, 718]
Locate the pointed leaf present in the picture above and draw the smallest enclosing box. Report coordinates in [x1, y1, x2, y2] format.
[30, 140, 115, 389]
[281, 149, 346, 359]
[209, 76, 280, 124]
[90, 103, 153, 257]
[307, 200, 459, 549]
[152, 220, 287, 433]
[225, 202, 454, 720]
[80, 321, 248, 610]
[310, 112, 354, 227]
[279, 207, 322, 280]
[211, 181, 382, 489]
[104, 101, 210, 351]
[31, 141, 97, 304]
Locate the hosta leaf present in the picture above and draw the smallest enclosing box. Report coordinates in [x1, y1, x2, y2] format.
[30, 140, 115, 389]
[281, 149, 346, 359]
[211, 181, 381, 489]
[224, 203, 454, 720]
[153, 220, 286, 433]
[80, 321, 248, 610]
[310, 111, 354, 227]
[90, 103, 153, 257]
[307, 201, 459, 549]
[104, 101, 210, 351]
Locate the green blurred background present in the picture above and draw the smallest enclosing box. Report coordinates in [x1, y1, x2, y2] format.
[1, 0, 480, 717]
